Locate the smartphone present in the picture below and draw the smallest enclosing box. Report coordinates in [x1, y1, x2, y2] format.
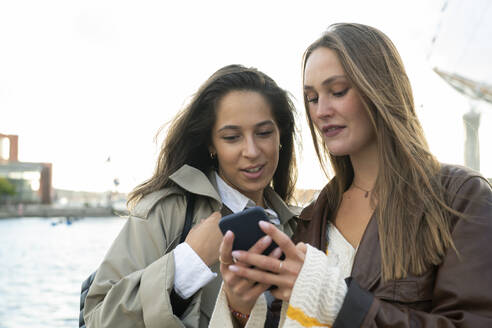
[218, 206, 279, 256]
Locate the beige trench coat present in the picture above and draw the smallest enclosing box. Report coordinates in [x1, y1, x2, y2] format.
[83, 165, 298, 328]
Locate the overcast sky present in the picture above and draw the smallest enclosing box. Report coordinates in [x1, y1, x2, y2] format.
[1, 0, 491, 193]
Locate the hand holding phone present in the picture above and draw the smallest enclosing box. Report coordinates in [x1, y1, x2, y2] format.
[218, 206, 279, 256]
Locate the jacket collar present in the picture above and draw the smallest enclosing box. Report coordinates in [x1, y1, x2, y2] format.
[264, 187, 299, 225]
[131, 165, 222, 219]
[169, 164, 222, 204]
[169, 164, 298, 224]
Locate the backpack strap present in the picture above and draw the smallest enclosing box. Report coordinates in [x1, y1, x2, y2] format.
[179, 191, 196, 243]
[170, 191, 198, 317]
[79, 270, 97, 328]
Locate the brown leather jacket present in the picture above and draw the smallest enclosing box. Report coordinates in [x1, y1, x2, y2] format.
[293, 164, 492, 327]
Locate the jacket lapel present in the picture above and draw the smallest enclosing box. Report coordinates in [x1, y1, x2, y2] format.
[293, 186, 330, 250]
[200, 262, 222, 319]
[264, 187, 299, 225]
[351, 212, 381, 290]
[295, 185, 382, 291]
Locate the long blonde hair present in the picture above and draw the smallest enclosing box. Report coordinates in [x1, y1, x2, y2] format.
[303, 23, 455, 280]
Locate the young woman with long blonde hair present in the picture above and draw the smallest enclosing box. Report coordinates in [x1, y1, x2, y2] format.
[211, 23, 492, 328]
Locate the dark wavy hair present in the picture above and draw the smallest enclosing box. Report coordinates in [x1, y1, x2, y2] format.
[128, 64, 297, 207]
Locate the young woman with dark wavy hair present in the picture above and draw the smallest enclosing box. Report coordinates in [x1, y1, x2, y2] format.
[82, 64, 299, 328]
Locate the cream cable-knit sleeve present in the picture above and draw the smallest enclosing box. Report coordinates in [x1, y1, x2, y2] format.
[209, 282, 268, 328]
[280, 244, 348, 327]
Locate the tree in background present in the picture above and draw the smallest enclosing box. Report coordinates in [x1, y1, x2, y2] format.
[0, 177, 16, 204]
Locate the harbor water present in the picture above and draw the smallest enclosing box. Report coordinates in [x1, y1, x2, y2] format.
[0, 217, 126, 328]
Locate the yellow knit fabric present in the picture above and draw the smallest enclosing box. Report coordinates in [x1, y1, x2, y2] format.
[286, 304, 332, 327]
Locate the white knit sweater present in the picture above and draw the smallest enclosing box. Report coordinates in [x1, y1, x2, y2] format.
[209, 222, 356, 327]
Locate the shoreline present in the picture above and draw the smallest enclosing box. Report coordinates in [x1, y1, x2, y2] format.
[0, 205, 128, 219]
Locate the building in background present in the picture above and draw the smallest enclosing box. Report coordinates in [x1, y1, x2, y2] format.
[429, 0, 492, 174]
[0, 133, 52, 204]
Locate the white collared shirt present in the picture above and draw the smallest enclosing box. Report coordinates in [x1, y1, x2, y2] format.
[215, 172, 280, 225]
[173, 172, 280, 299]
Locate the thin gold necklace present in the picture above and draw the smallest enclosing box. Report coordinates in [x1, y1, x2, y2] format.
[352, 182, 372, 198]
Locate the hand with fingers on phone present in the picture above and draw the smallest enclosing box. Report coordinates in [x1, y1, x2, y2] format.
[219, 229, 282, 325]
[227, 221, 307, 302]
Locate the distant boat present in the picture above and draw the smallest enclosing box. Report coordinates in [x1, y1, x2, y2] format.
[50, 216, 78, 226]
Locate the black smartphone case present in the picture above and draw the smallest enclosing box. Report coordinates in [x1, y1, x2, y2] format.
[219, 206, 279, 255]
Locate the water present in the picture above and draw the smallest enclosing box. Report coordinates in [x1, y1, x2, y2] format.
[0, 217, 126, 328]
